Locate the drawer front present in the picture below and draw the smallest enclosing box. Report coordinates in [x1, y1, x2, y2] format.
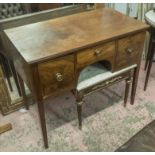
[77, 41, 115, 70]
[115, 32, 146, 70]
[38, 55, 74, 97]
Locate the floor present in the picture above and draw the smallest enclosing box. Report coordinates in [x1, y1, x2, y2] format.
[1, 61, 155, 152]
[116, 120, 155, 152]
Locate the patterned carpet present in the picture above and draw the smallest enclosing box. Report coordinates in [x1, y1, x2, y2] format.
[1, 62, 155, 152]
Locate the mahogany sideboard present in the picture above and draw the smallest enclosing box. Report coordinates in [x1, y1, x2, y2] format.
[2, 8, 149, 148]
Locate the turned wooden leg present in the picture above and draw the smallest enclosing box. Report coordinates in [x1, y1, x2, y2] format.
[9, 60, 22, 96]
[144, 44, 155, 91]
[77, 102, 82, 130]
[17, 73, 29, 110]
[144, 35, 153, 71]
[76, 91, 83, 130]
[130, 66, 140, 105]
[124, 78, 131, 107]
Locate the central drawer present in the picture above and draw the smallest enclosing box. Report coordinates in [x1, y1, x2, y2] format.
[38, 55, 74, 97]
[77, 41, 115, 71]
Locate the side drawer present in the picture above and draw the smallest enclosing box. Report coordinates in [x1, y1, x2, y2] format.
[115, 32, 146, 71]
[38, 55, 75, 97]
[77, 41, 115, 71]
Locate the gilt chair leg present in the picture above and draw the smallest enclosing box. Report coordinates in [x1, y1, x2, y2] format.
[124, 78, 131, 107]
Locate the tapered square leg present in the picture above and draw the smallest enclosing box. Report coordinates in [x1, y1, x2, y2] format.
[32, 65, 48, 148]
[37, 100, 48, 148]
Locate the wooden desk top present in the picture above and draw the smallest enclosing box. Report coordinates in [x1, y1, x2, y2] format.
[4, 8, 149, 64]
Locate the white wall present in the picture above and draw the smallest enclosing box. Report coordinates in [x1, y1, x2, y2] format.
[107, 3, 138, 18]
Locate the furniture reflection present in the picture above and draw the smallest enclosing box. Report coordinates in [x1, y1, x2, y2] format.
[3, 8, 148, 148]
[0, 4, 88, 115]
[144, 9, 155, 90]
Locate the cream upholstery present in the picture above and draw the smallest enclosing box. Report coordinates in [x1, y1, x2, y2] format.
[77, 63, 137, 91]
[145, 10, 155, 28]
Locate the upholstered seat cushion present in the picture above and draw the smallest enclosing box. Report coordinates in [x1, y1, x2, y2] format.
[77, 63, 137, 91]
[145, 10, 155, 28]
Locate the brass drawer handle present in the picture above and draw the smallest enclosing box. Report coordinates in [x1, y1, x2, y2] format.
[126, 48, 133, 54]
[55, 73, 63, 82]
[94, 49, 101, 56]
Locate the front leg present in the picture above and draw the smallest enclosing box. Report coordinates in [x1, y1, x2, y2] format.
[130, 66, 140, 105]
[124, 78, 131, 107]
[76, 91, 84, 130]
[77, 101, 83, 130]
[32, 65, 48, 148]
[37, 99, 48, 148]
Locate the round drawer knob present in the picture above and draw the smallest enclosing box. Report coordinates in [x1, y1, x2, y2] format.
[94, 49, 101, 56]
[55, 73, 63, 82]
[126, 48, 133, 54]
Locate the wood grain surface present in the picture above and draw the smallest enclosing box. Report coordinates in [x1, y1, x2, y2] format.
[4, 8, 149, 64]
